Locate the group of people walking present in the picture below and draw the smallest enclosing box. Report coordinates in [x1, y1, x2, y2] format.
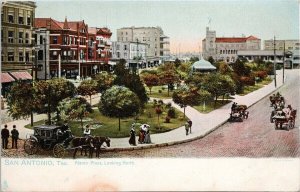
[1, 124, 19, 149]
[129, 123, 151, 146]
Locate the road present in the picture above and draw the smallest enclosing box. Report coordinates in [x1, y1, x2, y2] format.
[100, 70, 300, 158]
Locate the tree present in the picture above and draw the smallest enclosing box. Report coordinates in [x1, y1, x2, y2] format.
[94, 72, 115, 93]
[218, 62, 232, 75]
[114, 61, 148, 104]
[202, 73, 235, 107]
[232, 59, 251, 76]
[158, 62, 180, 96]
[208, 56, 215, 66]
[77, 79, 98, 104]
[34, 78, 76, 124]
[172, 85, 202, 117]
[155, 106, 163, 130]
[99, 86, 140, 131]
[58, 97, 93, 131]
[190, 56, 199, 63]
[6, 81, 35, 123]
[141, 73, 160, 94]
[174, 58, 181, 68]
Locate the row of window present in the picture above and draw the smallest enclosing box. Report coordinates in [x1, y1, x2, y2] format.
[219, 50, 238, 54]
[2, 51, 30, 62]
[2, 13, 32, 26]
[1, 30, 30, 44]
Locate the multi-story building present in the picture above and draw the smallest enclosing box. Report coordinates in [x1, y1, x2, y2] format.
[1, 1, 36, 72]
[264, 39, 300, 51]
[117, 26, 170, 65]
[111, 41, 148, 69]
[202, 27, 261, 63]
[34, 17, 112, 79]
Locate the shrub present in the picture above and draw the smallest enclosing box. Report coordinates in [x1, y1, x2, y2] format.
[254, 71, 268, 79]
[240, 76, 255, 86]
[166, 102, 172, 108]
[158, 99, 164, 106]
[158, 89, 162, 93]
[167, 107, 176, 118]
[165, 116, 171, 123]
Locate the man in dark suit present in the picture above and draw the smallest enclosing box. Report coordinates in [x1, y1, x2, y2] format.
[11, 125, 19, 149]
[1, 124, 9, 149]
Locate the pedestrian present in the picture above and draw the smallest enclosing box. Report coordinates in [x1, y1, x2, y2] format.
[83, 124, 91, 137]
[1, 124, 9, 149]
[188, 120, 192, 134]
[129, 123, 137, 146]
[144, 129, 152, 144]
[185, 122, 189, 136]
[11, 125, 19, 149]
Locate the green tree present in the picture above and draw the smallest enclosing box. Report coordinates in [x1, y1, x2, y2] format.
[190, 56, 199, 63]
[34, 78, 76, 124]
[59, 97, 93, 131]
[174, 58, 181, 68]
[218, 62, 232, 75]
[6, 81, 35, 124]
[99, 86, 140, 131]
[77, 79, 98, 104]
[94, 71, 116, 93]
[172, 85, 202, 117]
[158, 62, 180, 96]
[208, 56, 215, 66]
[141, 73, 160, 94]
[114, 61, 148, 104]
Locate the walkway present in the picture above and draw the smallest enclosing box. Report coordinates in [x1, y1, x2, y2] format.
[1, 70, 285, 151]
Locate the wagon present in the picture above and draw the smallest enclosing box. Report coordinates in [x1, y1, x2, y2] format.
[24, 125, 73, 158]
[229, 105, 249, 122]
[272, 110, 297, 130]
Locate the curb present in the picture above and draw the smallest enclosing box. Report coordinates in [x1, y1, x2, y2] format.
[101, 81, 285, 152]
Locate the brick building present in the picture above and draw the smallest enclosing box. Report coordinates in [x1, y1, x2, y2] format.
[34, 17, 112, 79]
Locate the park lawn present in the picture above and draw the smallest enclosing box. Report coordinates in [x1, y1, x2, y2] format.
[194, 100, 232, 114]
[25, 103, 186, 138]
[240, 77, 273, 96]
[146, 85, 174, 99]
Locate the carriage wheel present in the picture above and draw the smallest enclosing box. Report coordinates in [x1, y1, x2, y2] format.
[24, 139, 38, 155]
[53, 144, 66, 158]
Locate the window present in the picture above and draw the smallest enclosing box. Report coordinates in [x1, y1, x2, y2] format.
[63, 36, 67, 45]
[18, 16, 23, 24]
[116, 44, 120, 50]
[117, 52, 120, 58]
[27, 17, 31, 26]
[38, 50, 43, 60]
[19, 32, 23, 43]
[40, 35, 43, 44]
[124, 45, 127, 50]
[53, 36, 58, 44]
[8, 14, 14, 23]
[8, 31, 14, 43]
[220, 50, 222, 54]
[8, 52, 14, 61]
[69, 37, 72, 45]
[25, 52, 29, 62]
[124, 52, 127, 58]
[1, 30, 3, 43]
[25, 33, 29, 44]
[19, 52, 23, 62]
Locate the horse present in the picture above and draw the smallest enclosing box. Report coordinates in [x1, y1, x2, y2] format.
[90, 137, 111, 158]
[72, 137, 94, 159]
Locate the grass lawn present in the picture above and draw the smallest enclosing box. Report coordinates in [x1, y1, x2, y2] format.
[194, 100, 232, 114]
[240, 77, 272, 96]
[146, 85, 174, 99]
[25, 103, 186, 138]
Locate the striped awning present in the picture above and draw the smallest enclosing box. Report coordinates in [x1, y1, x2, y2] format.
[10, 71, 32, 80]
[1, 72, 15, 83]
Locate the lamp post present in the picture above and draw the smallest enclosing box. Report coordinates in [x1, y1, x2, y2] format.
[273, 36, 277, 87]
[43, 38, 47, 80]
[283, 41, 285, 84]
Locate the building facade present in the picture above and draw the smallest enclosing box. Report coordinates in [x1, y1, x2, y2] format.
[34, 17, 112, 79]
[117, 26, 170, 63]
[202, 27, 261, 63]
[1, 1, 36, 72]
[264, 39, 300, 51]
[112, 41, 149, 69]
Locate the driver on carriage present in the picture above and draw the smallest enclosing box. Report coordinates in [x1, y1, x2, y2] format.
[231, 102, 238, 112]
[59, 121, 74, 147]
[283, 105, 293, 118]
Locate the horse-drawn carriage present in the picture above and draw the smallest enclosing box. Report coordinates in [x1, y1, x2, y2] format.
[24, 125, 110, 158]
[229, 104, 249, 122]
[272, 110, 297, 130]
[269, 94, 285, 108]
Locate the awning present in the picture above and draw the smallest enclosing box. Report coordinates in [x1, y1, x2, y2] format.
[1, 72, 15, 83]
[10, 71, 32, 80]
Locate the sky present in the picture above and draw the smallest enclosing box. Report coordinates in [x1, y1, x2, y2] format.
[35, 0, 299, 53]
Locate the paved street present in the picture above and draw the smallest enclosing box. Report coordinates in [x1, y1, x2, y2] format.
[98, 69, 299, 158]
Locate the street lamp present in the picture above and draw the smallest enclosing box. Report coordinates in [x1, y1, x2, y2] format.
[43, 38, 47, 80]
[273, 36, 277, 87]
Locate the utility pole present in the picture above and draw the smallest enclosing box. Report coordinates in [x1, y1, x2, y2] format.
[283, 41, 285, 84]
[273, 36, 277, 87]
[44, 38, 47, 80]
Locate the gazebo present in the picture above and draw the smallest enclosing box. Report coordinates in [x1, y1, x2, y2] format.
[191, 59, 216, 73]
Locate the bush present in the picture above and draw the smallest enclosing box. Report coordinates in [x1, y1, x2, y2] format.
[254, 71, 268, 79]
[240, 76, 255, 86]
[158, 99, 164, 106]
[167, 107, 176, 118]
[166, 102, 172, 108]
[165, 116, 171, 123]
[158, 89, 162, 93]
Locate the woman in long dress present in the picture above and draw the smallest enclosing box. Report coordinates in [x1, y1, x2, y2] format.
[144, 130, 151, 144]
[129, 127, 136, 146]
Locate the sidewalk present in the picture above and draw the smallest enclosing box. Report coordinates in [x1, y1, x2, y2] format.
[1, 70, 284, 151]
